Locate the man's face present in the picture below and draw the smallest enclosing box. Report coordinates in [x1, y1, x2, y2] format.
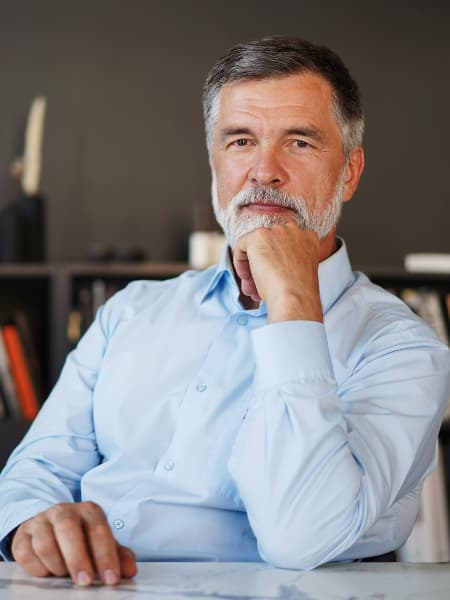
[209, 71, 359, 247]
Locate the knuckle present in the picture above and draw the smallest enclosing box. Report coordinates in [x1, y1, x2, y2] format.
[53, 516, 79, 536]
[82, 501, 105, 517]
[13, 541, 34, 565]
[48, 503, 71, 519]
[90, 522, 112, 537]
[32, 536, 55, 559]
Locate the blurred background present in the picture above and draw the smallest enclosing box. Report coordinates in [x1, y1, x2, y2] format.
[0, 0, 448, 265]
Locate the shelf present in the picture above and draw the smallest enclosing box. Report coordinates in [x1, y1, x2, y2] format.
[63, 262, 188, 277]
[0, 262, 188, 278]
[0, 264, 56, 277]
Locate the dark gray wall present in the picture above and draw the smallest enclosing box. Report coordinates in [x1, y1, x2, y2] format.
[0, 0, 448, 265]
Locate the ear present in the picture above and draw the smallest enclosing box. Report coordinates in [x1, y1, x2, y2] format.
[342, 146, 365, 203]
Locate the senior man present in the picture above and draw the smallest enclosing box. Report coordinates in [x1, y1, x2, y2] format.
[1, 36, 449, 586]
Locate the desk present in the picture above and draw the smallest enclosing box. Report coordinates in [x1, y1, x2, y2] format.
[0, 561, 449, 599]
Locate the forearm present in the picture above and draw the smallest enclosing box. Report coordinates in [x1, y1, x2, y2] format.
[228, 321, 450, 569]
[0, 430, 99, 561]
[228, 322, 361, 568]
[0, 345, 103, 558]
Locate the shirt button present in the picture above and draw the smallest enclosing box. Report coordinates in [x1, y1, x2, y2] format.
[164, 460, 175, 471]
[113, 519, 124, 530]
[237, 315, 248, 326]
[196, 383, 207, 392]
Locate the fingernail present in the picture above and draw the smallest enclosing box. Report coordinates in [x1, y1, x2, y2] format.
[76, 570, 92, 586]
[104, 569, 118, 585]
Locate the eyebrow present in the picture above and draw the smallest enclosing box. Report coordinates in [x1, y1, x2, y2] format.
[219, 127, 253, 142]
[286, 127, 326, 144]
[219, 126, 326, 145]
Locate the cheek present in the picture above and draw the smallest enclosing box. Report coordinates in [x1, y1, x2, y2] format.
[214, 160, 247, 206]
[290, 165, 335, 209]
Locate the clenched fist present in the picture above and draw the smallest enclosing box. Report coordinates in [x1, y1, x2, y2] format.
[233, 222, 323, 323]
[11, 501, 137, 586]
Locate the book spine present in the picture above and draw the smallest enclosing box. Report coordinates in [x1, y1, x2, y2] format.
[0, 328, 22, 419]
[0, 376, 6, 419]
[1, 324, 39, 421]
[13, 310, 45, 402]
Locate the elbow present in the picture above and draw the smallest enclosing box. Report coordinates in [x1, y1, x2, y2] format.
[256, 526, 336, 571]
[255, 501, 365, 570]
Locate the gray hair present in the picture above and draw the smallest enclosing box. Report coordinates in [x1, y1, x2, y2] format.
[203, 36, 364, 160]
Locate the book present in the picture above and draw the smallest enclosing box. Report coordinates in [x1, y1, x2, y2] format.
[13, 310, 45, 403]
[1, 324, 39, 421]
[68, 280, 122, 346]
[0, 328, 22, 419]
[0, 376, 7, 419]
[92, 278, 106, 317]
[405, 253, 450, 274]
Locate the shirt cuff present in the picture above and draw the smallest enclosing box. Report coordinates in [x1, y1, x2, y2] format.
[0, 500, 54, 561]
[251, 320, 335, 389]
[0, 528, 17, 561]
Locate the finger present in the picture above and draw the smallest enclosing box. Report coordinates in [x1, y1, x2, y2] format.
[82, 502, 121, 586]
[233, 255, 252, 283]
[241, 277, 260, 301]
[29, 520, 68, 576]
[232, 237, 248, 262]
[12, 530, 50, 578]
[48, 505, 95, 586]
[232, 238, 253, 280]
[117, 545, 138, 579]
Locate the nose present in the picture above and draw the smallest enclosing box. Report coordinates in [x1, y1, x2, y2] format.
[248, 145, 286, 187]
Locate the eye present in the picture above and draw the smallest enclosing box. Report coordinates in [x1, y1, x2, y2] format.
[232, 138, 248, 147]
[294, 139, 309, 149]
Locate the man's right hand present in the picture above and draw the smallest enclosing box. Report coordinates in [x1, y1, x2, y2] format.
[11, 501, 137, 586]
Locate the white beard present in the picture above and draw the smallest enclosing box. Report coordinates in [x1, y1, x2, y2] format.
[212, 170, 346, 248]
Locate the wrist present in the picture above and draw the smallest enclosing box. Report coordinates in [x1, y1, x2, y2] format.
[267, 292, 323, 324]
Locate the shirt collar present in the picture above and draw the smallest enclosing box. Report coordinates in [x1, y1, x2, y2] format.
[318, 237, 355, 313]
[199, 244, 235, 303]
[200, 237, 355, 314]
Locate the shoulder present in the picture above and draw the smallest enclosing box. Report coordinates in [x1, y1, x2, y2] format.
[97, 266, 216, 333]
[327, 271, 450, 380]
[333, 271, 441, 343]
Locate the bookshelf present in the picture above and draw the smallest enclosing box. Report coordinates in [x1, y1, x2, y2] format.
[0, 262, 186, 469]
[0, 262, 449, 456]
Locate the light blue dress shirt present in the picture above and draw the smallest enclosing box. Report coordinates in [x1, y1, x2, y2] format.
[1, 241, 449, 569]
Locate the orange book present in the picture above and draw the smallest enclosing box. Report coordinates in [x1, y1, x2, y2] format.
[1, 324, 39, 421]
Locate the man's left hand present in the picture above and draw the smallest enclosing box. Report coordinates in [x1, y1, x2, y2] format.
[233, 223, 323, 323]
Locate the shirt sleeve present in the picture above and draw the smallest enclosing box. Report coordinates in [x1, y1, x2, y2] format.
[0, 291, 124, 560]
[227, 319, 450, 570]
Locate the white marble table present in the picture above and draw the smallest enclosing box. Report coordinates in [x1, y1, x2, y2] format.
[0, 561, 449, 599]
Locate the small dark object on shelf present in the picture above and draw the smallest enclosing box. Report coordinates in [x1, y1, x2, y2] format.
[87, 244, 148, 263]
[0, 194, 46, 263]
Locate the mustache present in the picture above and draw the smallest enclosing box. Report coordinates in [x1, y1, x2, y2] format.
[231, 185, 305, 213]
